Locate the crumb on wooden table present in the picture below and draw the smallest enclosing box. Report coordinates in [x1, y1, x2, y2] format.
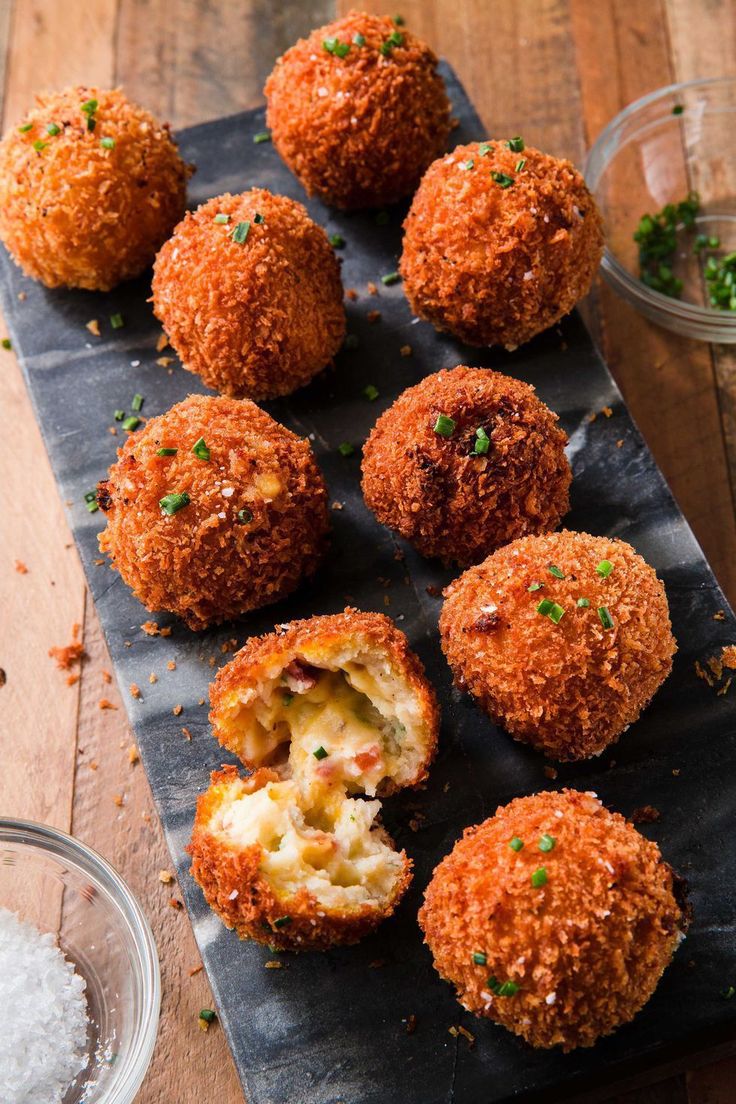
[49, 622, 84, 671]
[158, 870, 175, 885]
[127, 744, 139, 765]
[98, 698, 117, 710]
[14, 559, 28, 574]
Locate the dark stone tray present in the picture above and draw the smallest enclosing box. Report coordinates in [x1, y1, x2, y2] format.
[3, 63, 736, 1104]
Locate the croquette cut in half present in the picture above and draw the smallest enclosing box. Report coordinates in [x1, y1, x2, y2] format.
[264, 11, 452, 209]
[0, 86, 191, 291]
[440, 530, 676, 760]
[419, 789, 688, 1050]
[361, 366, 571, 565]
[152, 189, 345, 400]
[97, 394, 329, 630]
[189, 610, 440, 950]
[400, 140, 604, 348]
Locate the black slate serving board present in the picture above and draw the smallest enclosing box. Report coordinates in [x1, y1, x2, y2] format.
[3, 63, 736, 1104]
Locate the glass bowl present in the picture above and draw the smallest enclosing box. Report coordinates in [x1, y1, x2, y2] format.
[0, 819, 160, 1103]
[585, 76, 736, 342]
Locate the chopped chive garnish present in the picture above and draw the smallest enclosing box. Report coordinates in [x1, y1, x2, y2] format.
[323, 36, 350, 56]
[539, 833, 555, 852]
[237, 507, 254, 524]
[353, 32, 366, 45]
[537, 599, 565, 624]
[634, 191, 699, 299]
[253, 131, 271, 143]
[723, 986, 736, 1000]
[1, 338, 11, 350]
[33, 140, 46, 151]
[230, 220, 251, 244]
[507, 136, 525, 152]
[380, 29, 404, 53]
[433, 414, 456, 438]
[363, 384, 379, 401]
[313, 746, 328, 760]
[577, 597, 590, 608]
[156, 447, 177, 456]
[598, 606, 614, 630]
[375, 210, 390, 226]
[488, 976, 519, 996]
[100, 136, 115, 149]
[18, 123, 33, 133]
[192, 437, 211, 461]
[199, 1009, 216, 1023]
[253, 212, 264, 224]
[113, 409, 124, 421]
[491, 171, 514, 188]
[515, 158, 526, 172]
[84, 490, 99, 513]
[159, 492, 190, 515]
[110, 313, 124, 329]
[46, 123, 61, 136]
[344, 333, 359, 349]
[131, 393, 144, 412]
[528, 582, 544, 592]
[479, 142, 492, 156]
[509, 837, 524, 852]
[213, 213, 230, 224]
[381, 271, 400, 285]
[596, 559, 614, 578]
[84, 491, 97, 503]
[121, 416, 140, 431]
[548, 564, 565, 579]
[471, 426, 490, 456]
[672, 103, 684, 115]
[273, 915, 291, 928]
[338, 441, 355, 457]
[461, 159, 474, 170]
[393, 13, 405, 24]
[472, 951, 487, 965]
[329, 233, 345, 248]
[81, 98, 98, 115]
[531, 867, 548, 888]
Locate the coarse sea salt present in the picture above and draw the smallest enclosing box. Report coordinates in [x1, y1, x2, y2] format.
[0, 907, 89, 1104]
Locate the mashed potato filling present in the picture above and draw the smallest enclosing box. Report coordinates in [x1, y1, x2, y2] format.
[211, 778, 403, 909]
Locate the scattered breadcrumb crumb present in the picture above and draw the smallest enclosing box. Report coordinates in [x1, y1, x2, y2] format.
[405, 1014, 417, 1035]
[130, 683, 142, 699]
[149, 673, 158, 684]
[99, 698, 117, 710]
[188, 964, 203, 976]
[113, 793, 124, 807]
[714, 610, 727, 621]
[158, 870, 175, 884]
[86, 319, 101, 336]
[156, 356, 173, 367]
[182, 727, 192, 741]
[167, 660, 176, 670]
[173, 704, 183, 716]
[128, 745, 140, 765]
[265, 960, 284, 969]
[14, 559, 28, 574]
[367, 310, 381, 323]
[615, 439, 623, 448]
[49, 623, 84, 671]
[400, 344, 412, 357]
[631, 805, 660, 823]
[331, 501, 344, 511]
[156, 332, 169, 352]
[169, 897, 183, 910]
[369, 959, 386, 969]
[345, 288, 358, 301]
[66, 673, 80, 686]
[94, 558, 105, 566]
[88, 760, 98, 771]
[102, 669, 112, 683]
[543, 765, 558, 780]
[367, 281, 378, 295]
[141, 620, 171, 637]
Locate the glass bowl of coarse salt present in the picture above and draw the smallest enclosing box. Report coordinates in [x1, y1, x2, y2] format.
[0, 819, 160, 1104]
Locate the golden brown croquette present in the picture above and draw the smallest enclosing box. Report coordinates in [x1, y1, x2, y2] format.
[419, 789, 687, 1050]
[209, 608, 440, 796]
[0, 86, 191, 290]
[152, 189, 345, 400]
[97, 394, 329, 630]
[440, 531, 676, 760]
[361, 366, 571, 565]
[264, 11, 452, 210]
[400, 141, 604, 347]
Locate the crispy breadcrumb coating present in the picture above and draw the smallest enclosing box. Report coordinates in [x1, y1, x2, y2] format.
[152, 189, 345, 400]
[440, 531, 676, 760]
[361, 366, 571, 565]
[97, 394, 328, 629]
[264, 11, 452, 209]
[0, 86, 190, 290]
[400, 141, 603, 347]
[210, 608, 440, 795]
[419, 789, 687, 1050]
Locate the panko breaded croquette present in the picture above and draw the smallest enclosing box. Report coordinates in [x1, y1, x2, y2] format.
[97, 394, 329, 630]
[440, 531, 676, 760]
[361, 366, 571, 565]
[400, 140, 604, 348]
[190, 610, 439, 950]
[0, 86, 190, 291]
[152, 189, 345, 400]
[264, 11, 452, 210]
[419, 789, 687, 1050]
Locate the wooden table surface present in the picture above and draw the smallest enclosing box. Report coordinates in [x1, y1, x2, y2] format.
[2, 1, 735, 1101]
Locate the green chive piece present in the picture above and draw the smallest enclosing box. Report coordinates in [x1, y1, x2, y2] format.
[1, 338, 11, 350]
[507, 136, 525, 152]
[461, 159, 474, 171]
[548, 564, 565, 579]
[363, 384, 379, 401]
[635, 191, 700, 299]
[110, 313, 124, 329]
[323, 35, 350, 56]
[381, 271, 400, 285]
[230, 221, 251, 244]
[388, 29, 403, 45]
[515, 158, 526, 172]
[672, 103, 684, 115]
[213, 213, 230, 224]
[237, 507, 254, 524]
[479, 142, 492, 156]
[338, 441, 355, 457]
[577, 597, 590, 608]
[131, 393, 144, 412]
[497, 980, 520, 997]
[393, 14, 405, 24]
[596, 559, 614, 578]
[323, 36, 338, 53]
[509, 837, 524, 852]
[531, 867, 548, 888]
[329, 233, 345, 248]
[33, 140, 47, 151]
[598, 606, 614, 630]
[253, 131, 271, 143]
[18, 123, 33, 133]
[156, 447, 177, 456]
[471, 426, 491, 456]
[159, 491, 190, 515]
[472, 951, 487, 965]
[313, 746, 328, 760]
[539, 833, 556, 853]
[537, 599, 565, 624]
[353, 32, 366, 45]
[81, 98, 98, 116]
[199, 1009, 216, 1023]
[113, 409, 124, 421]
[192, 437, 211, 461]
[491, 171, 514, 188]
[433, 414, 456, 438]
[46, 123, 61, 136]
[528, 582, 544, 592]
[253, 212, 264, 224]
[121, 416, 140, 431]
[375, 210, 390, 226]
[273, 916, 291, 929]
[723, 985, 736, 1000]
[84, 491, 99, 513]
[344, 333, 360, 349]
[100, 136, 115, 149]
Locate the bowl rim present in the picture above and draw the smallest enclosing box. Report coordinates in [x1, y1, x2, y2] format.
[0, 817, 161, 1104]
[584, 75, 736, 331]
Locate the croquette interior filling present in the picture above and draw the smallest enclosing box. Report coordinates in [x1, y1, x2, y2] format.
[224, 658, 427, 797]
[212, 778, 404, 908]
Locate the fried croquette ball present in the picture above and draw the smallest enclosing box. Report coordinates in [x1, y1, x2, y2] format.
[152, 189, 345, 400]
[361, 366, 571, 565]
[419, 789, 687, 1050]
[210, 609, 440, 797]
[0, 86, 190, 290]
[189, 765, 412, 951]
[264, 11, 452, 210]
[97, 394, 328, 630]
[400, 140, 604, 347]
[440, 531, 676, 760]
